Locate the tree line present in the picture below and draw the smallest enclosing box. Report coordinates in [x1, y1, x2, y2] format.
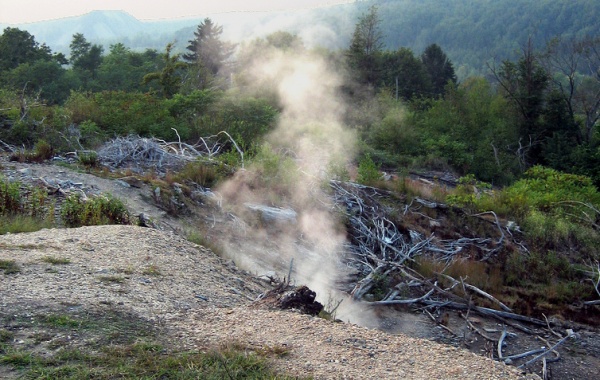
[0, 6, 599, 187]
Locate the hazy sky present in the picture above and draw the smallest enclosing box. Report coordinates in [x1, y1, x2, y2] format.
[0, 0, 354, 24]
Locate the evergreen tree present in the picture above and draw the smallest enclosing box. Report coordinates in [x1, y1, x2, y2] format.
[420, 43, 457, 97]
[493, 39, 550, 167]
[346, 5, 384, 87]
[183, 18, 235, 78]
[379, 48, 432, 100]
[142, 43, 187, 98]
[69, 33, 104, 87]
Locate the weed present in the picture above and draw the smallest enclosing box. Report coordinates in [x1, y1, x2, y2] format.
[61, 193, 130, 227]
[41, 314, 81, 329]
[318, 293, 344, 321]
[0, 259, 20, 274]
[0, 329, 14, 343]
[175, 161, 222, 188]
[78, 151, 98, 168]
[41, 256, 71, 265]
[185, 229, 225, 256]
[142, 265, 161, 276]
[7, 140, 54, 163]
[33, 139, 54, 161]
[0, 177, 21, 215]
[0, 214, 53, 234]
[98, 275, 126, 284]
[356, 153, 381, 186]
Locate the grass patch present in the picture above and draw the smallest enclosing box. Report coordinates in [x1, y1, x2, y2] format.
[40, 314, 82, 329]
[185, 229, 225, 256]
[141, 264, 161, 276]
[61, 193, 130, 228]
[0, 259, 20, 274]
[41, 256, 71, 265]
[0, 309, 300, 380]
[0, 214, 53, 235]
[98, 275, 126, 284]
[0, 329, 14, 343]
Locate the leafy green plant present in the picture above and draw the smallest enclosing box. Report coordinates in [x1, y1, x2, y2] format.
[0, 259, 20, 274]
[33, 139, 54, 160]
[60, 193, 130, 227]
[356, 153, 381, 185]
[175, 161, 221, 187]
[0, 177, 53, 231]
[0, 177, 22, 215]
[41, 256, 71, 265]
[446, 174, 492, 209]
[78, 151, 98, 168]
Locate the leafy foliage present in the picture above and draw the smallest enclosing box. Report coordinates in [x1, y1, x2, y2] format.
[356, 154, 381, 185]
[60, 194, 130, 227]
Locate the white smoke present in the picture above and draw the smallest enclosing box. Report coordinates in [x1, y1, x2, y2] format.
[216, 44, 373, 324]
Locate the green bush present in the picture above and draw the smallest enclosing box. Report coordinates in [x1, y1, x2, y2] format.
[0, 177, 50, 218]
[60, 194, 130, 227]
[78, 151, 98, 168]
[356, 154, 381, 185]
[175, 161, 221, 188]
[0, 178, 22, 215]
[446, 174, 492, 209]
[33, 139, 54, 160]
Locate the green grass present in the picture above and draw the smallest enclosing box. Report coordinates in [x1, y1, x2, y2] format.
[185, 229, 225, 256]
[98, 275, 126, 284]
[0, 310, 301, 380]
[40, 314, 82, 329]
[0, 215, 53, 235]
[41, 256, 71, 265]
[141, 264, 161, 276]
[0, 259, 20, 274]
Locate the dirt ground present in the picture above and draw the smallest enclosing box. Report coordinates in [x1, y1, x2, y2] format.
[1, 158, 598, 379]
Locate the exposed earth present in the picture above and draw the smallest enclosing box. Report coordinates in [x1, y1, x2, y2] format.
[1, 158, 598, 379]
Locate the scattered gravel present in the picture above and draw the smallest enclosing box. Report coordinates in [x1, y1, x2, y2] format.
[1, 225, 537, 379]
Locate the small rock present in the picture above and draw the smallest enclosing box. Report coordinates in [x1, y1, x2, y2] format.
[18, 168, 32, 176]
[116, 180, 131, 188]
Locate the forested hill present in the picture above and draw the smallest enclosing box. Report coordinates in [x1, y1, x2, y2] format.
[4, 0, 598, 78]
[370, 0, 600, 77]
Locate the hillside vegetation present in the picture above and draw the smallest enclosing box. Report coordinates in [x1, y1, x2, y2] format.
[0, 0, 598, 353]
[6, 0, 600, 78]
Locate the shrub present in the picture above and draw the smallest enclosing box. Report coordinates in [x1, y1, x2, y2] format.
[33, 140, 54, 161]
[356, 154, 380, 185]
[0, 177, 50, 217]
[175, 161, 220, 188]
[61, 193, 130, 227]
[0, 178, 22, 215]
[78, 151, 98, 168]
[446, 174, 492, 209]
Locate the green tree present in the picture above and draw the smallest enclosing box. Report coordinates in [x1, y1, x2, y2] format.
[493, 39, 550, 168]
[1, 60, 76, 104]
[415, 77, 520, 183]
[182, 18, 235, 89]
[379, 48, 432, 100]
[0, 28, 64, 72]
[420, 43, 457, 97]
[346, 5, 384, 87]
[142, 43, 187, 98]
[69, 33, 104, 87]
[96, 44, 160, 92]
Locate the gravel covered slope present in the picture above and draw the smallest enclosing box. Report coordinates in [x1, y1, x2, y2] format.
[0, 225, 538, 379]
